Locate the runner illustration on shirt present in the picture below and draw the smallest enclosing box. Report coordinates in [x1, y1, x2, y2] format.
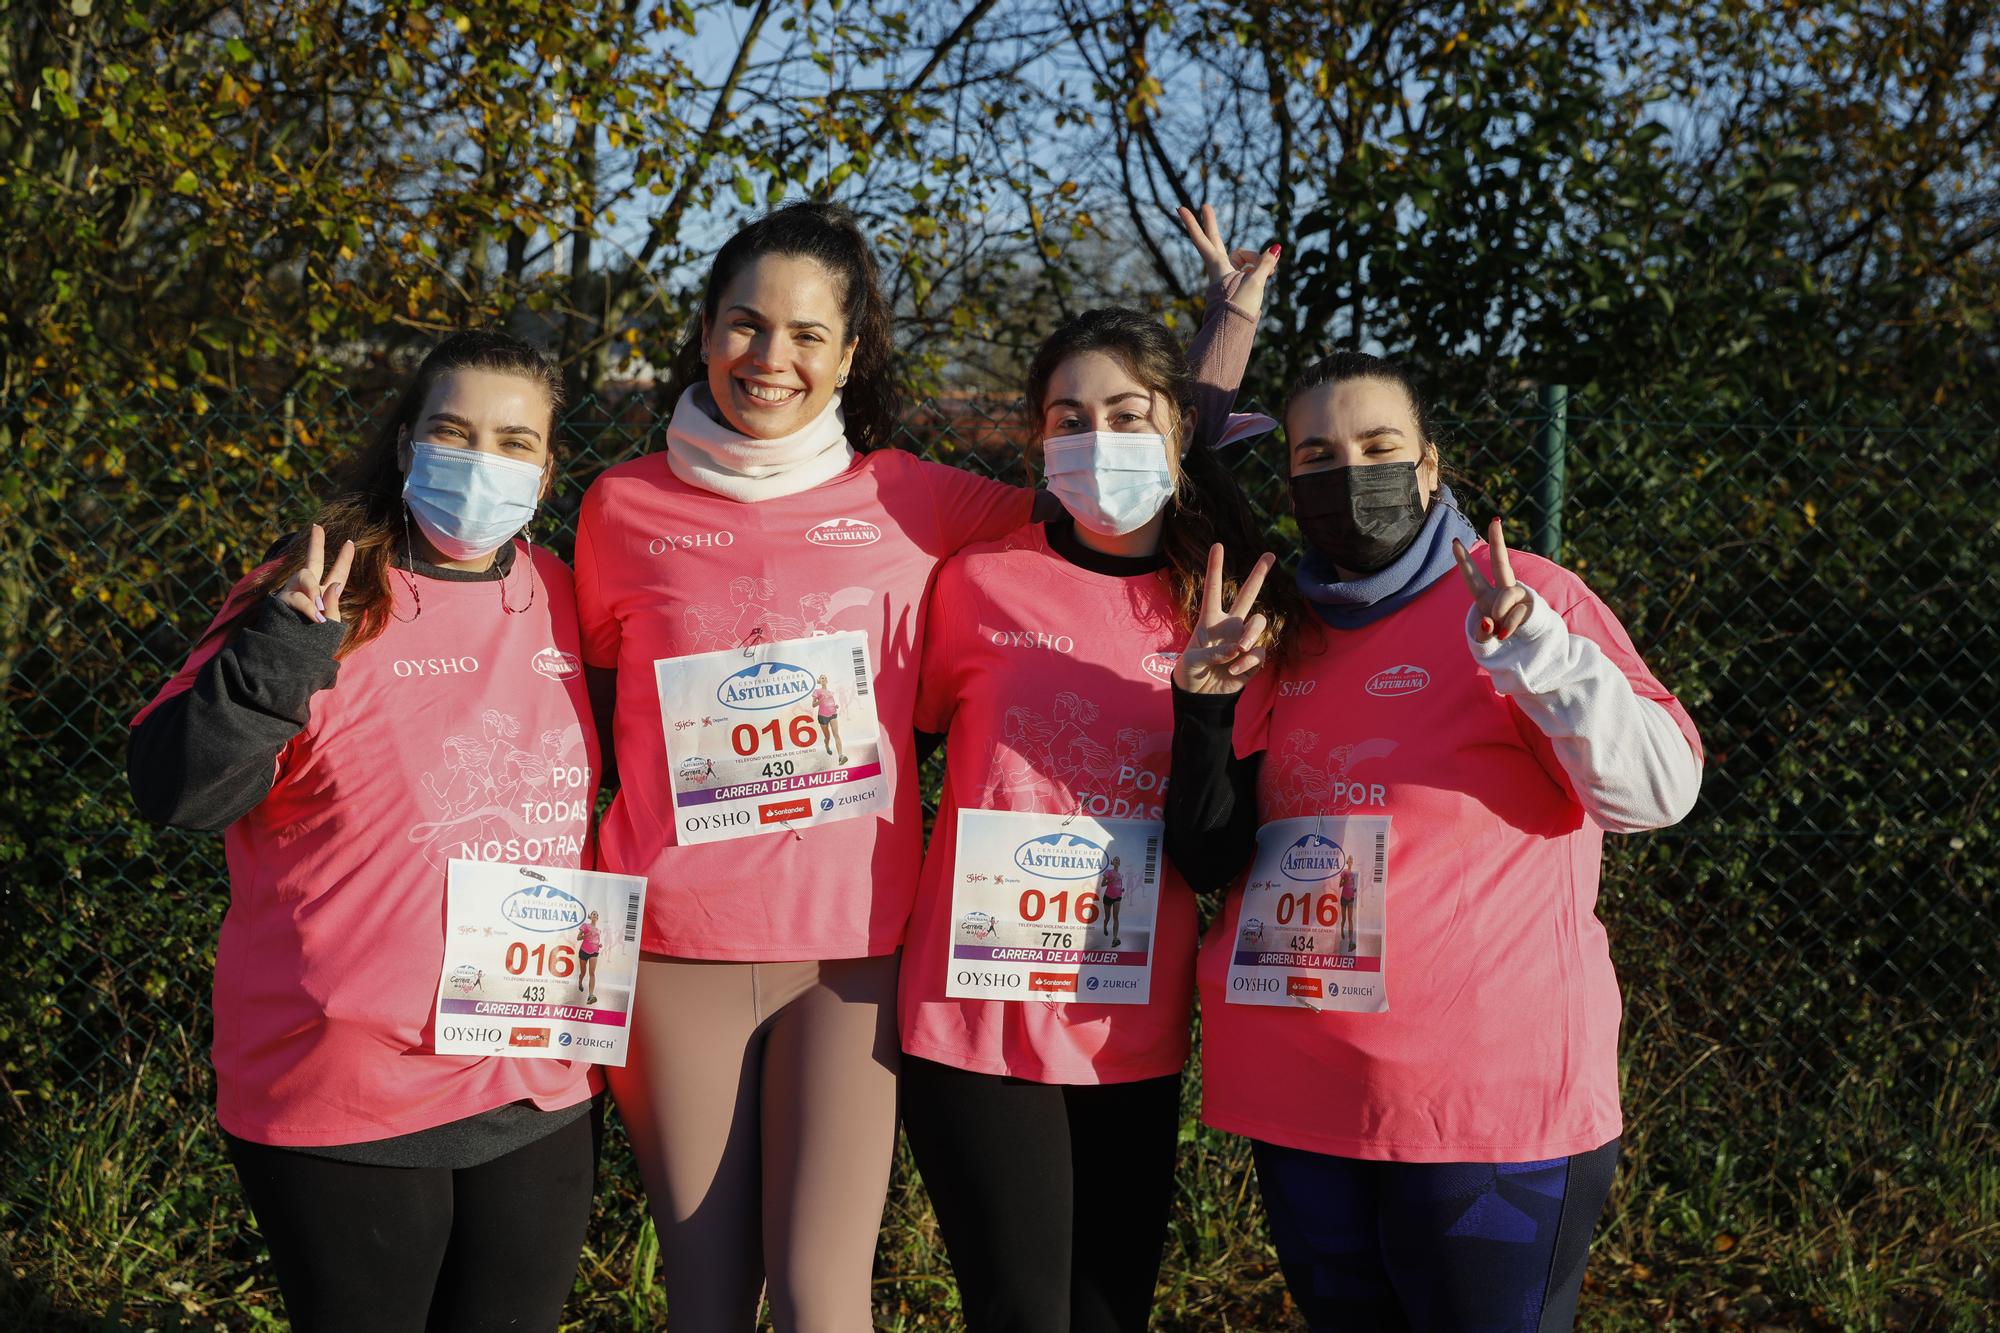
[683, 576, 778, 651]
[813, 674, 848, 765]
[505, 729, 572, 804]
[988, 692, 1169, 815]
[1267, 728, 1400, 818]
[993, 706, 1062, 804]
[407, 714, 588, 868]
[576, 910, 602, 1005]
[683, 578, 875, 653]
[421, 710, 527, 817]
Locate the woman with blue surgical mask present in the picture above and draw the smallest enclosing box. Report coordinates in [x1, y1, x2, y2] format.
[896, 208, 1301, 1332]
[128, 330, 606, 1332]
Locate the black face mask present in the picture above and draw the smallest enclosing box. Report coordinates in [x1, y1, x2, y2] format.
[1292, 462, 1428, 573]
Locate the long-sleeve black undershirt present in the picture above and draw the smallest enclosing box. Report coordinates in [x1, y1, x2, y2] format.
[128, 545, 519, 831]
[1163, 685, 1265, 894]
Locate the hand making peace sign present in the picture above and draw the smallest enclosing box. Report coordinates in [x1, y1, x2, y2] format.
[1175, 203, 1281, 314]
[1173, 545, 1277, 695]
[1452, 518, 1534, 643]
[275, 523, 357, 625]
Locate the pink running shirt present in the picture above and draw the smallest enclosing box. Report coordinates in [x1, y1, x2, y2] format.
[1199, 546, 1700, 1161]
[899, 526, 1197, 1084]
[575, 449, 1031, 959]
[813, 685, 839, 717]
[579, 920, 603, 953]
[132, 544, 602, 1147]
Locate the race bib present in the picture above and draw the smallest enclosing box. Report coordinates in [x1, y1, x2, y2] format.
[654, 629, 887, 844]
[945, 809, 1162, 1004]
[434, 859, 649, 1065]
[1225, 815, 1391, 1011]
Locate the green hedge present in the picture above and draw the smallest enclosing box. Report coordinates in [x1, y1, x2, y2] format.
[2, 385, 1992, 1329]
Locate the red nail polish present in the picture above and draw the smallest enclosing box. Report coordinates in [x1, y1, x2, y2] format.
[1268, 244, 1283, 256]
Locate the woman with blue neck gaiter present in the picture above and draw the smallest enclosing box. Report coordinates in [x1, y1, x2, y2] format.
[1163, 351, 1704, 1332]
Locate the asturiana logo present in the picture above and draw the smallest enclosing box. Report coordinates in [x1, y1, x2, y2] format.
[1279, 833, 1344, 883]
[1013, 832, 1106, 881]
[501, 881, 588, 934]
[1365, 664, 1431, 697]
[806, 518, 882, 547]
[531, 647, 583, 681]
[1140, 651, 1179, 682]
[717, 660, 816, 711]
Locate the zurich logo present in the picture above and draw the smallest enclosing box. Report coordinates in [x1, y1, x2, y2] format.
[1365, 664, 1431, 697]
[558, 1032, 573, 1047]
[501, 881, 589, 933]
[716, 660, 816, 711]
[1279, 833, 1344, 883]
[1013, 832, 1106, 880]
[1086, 976, 1100, 991]
[821, 798, 835, 812]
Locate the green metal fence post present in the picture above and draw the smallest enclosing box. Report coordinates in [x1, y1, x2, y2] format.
[1533, 383, 1569, 559]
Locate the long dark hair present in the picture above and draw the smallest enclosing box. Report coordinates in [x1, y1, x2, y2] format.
[203, 330, 564, 656]
[1025, 306, 1299, 655]
[664, 201, 901, 452]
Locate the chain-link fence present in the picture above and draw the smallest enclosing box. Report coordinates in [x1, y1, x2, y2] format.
[2, 382, 1993, 1328]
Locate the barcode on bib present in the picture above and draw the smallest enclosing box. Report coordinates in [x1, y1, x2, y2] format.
[1143, 835, 1159, 886]
[850, 645, 870, 698]
[623, 894, 640, 944]
[1374, 830, 1387, 883]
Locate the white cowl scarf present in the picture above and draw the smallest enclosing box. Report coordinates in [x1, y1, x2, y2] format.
[664, 384, 857, 502]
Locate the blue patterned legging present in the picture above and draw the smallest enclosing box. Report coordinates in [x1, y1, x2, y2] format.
[1252, 1136, 1621, 1333]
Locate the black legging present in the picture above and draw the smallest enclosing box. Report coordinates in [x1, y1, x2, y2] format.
[224, 1109, 599, 1333]
[900, 1054, 1182, 1333]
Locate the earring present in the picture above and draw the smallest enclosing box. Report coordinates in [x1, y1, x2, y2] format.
[836, 372, 848, 387]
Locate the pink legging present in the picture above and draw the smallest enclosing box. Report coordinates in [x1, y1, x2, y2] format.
[606, 953, 900, 1332]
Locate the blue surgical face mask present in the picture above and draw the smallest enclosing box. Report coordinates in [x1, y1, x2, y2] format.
[402, 441, 545, 560]
[1041, 431, 1176, 537]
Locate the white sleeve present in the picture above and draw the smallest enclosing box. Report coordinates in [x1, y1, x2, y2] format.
[1467, 589, 1702, 833]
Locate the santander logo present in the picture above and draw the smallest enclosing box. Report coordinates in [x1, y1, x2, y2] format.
[1140, 651, 1178, 682]
[806, 518, 882, 547]
[531, 648, 582, 681]
[1365, 664, 1431, 697]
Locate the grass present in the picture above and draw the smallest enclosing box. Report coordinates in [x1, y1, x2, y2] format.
[3, 1018, 1992, 1333]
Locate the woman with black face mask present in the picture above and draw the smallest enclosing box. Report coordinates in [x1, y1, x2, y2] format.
[1163, 351, 1704, 1333]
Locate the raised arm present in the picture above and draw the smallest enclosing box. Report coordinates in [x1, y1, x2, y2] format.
[1176, 203, 1280, 452]
[1165, 544, 1277, 890]
[129, 527, 354, 831]
[1453, 520, 1703, 833]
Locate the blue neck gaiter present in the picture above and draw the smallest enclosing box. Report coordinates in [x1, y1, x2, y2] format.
[1295, 485, 1478, 629]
